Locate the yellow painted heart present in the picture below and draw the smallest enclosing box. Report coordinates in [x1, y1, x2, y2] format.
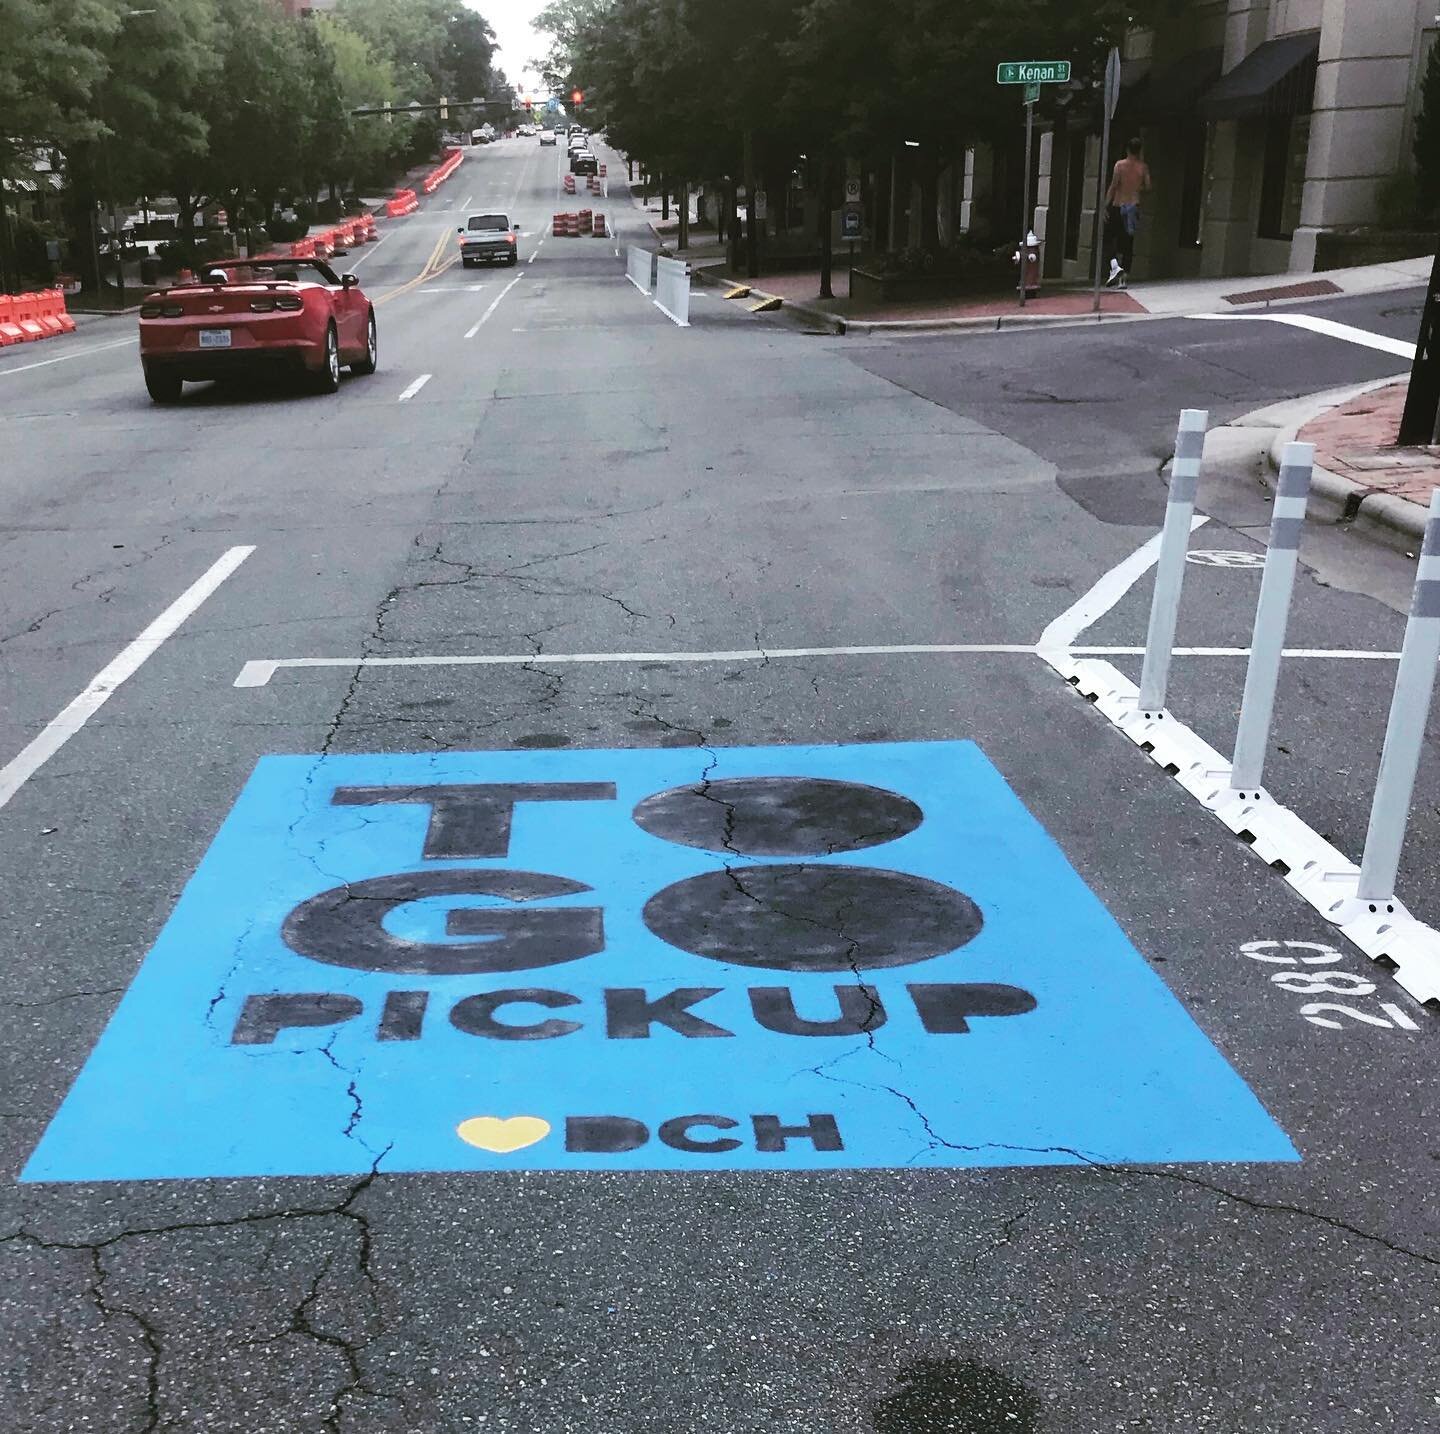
[456, 1115, 551, 1153]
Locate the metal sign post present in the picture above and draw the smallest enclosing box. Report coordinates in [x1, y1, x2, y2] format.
[1092, 46, 1121, 314]
[1019, 95, 1035, 309]
[998, 58, 1072, 311]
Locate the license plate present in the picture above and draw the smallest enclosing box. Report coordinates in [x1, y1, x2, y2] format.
[198, 329, 231, 348]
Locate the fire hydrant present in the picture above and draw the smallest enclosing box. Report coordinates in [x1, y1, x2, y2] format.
[1013, 230, 1042, 299]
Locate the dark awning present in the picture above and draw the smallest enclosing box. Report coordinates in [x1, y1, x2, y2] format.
[1202, 31, 1319, 120]
[1140, 47, 1223, 122]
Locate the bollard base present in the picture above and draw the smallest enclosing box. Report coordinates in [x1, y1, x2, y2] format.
[1045, 654, 1440, 1007]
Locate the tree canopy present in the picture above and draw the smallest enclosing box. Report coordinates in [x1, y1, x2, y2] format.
[535, 0, 1155, 181]
[2, 0, 514, 286]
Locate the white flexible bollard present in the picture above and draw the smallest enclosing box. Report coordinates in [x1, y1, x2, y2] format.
[1137, 409, 1209, 713]
[1229, 442, 1314, 795]
[1357, 489, 1440, 903]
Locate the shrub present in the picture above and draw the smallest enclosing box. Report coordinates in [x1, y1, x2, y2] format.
[12, 216, 57, 282]
[1377, 171, 1422, 229]
[265, 215, 308, 243]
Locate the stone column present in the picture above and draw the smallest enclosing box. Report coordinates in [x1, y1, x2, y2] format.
[1292, 0, 1420, 270]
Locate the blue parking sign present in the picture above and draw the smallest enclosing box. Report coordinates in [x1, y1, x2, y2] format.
[25, 742, 1295, 1181]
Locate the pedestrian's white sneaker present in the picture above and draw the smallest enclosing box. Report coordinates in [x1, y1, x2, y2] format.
[1107, 258, 1121, 281]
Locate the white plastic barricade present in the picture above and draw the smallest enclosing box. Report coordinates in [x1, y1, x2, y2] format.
[625, 246, 652, 295]
[653, 254, 691, 327]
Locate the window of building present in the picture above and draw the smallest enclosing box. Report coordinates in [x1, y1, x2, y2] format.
[1258, 112, 1310, 241]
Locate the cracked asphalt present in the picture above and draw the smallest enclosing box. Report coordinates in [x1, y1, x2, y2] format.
[2, 137, 1438, 1432]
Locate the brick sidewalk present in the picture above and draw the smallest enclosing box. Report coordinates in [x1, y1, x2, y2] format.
[1298, 381, 1440, 507]
[700, 264, 1144, 322]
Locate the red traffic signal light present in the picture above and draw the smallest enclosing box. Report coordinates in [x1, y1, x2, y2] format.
[571, 88, 584, 105]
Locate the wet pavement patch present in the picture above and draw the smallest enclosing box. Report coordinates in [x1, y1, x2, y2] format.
[871, 1358, 1042, 1434]
[22, 742, 1296, 1181]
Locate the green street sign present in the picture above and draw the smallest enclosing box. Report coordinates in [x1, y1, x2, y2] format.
[997, 60, 1071, 85]
[1023, 82, 1041, 104]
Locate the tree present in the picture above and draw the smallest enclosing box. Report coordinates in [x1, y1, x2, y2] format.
[0, 0, 119, 290]
[313, 16, 409, 195]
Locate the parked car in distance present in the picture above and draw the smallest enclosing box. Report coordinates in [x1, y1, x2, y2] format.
[457, 212, 519, 267]
[570, 151, 598, 176]
[137, 256, 376, 403]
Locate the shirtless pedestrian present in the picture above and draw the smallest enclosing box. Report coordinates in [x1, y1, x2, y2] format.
[1105, 138, 1151, 287]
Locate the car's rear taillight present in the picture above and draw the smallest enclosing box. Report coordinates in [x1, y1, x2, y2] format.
[140, 302, 163, 318]
[274, 295, 303, 311]
[161, 304, 184, 317]
[249, 298, 275, 313]
[506, 233, 516, 244]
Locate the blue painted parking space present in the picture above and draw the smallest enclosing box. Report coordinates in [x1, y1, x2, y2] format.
[24, 741, 1296, 1181]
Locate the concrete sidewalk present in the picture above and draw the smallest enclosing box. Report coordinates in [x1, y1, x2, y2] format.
[641, 203, 1433, 335]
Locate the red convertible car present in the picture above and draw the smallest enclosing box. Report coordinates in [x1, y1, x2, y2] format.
[137, 256, 377, 402]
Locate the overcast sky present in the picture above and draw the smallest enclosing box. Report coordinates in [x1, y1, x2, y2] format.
[472, 0, 551, 97]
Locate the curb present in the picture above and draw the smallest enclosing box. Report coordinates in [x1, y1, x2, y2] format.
[1263, 379, 1429, 550]
[839, 308, 1148, 336]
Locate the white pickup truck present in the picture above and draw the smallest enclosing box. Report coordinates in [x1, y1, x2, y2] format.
[457, 212, 519, 268]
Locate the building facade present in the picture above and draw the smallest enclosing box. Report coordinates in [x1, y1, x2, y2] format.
[959, 0, 1435, 284]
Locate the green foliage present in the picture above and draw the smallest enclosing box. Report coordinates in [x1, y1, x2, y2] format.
[265, 215, 309, 243]
[11, 215, 57, 281]
[1, 0, 512, 288]
[0, 0, 118, 181]
[1414, 40, 1440, 216]
[539, 0, 1158, 182]
[1378, 170, 1421, 230]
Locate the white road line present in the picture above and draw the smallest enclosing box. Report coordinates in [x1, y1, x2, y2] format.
[1037, 516, 1210, 651]
[464, 273, 524, 338]
[0, 335, 136, 378]
[1191, 312, 1417, 360]
[231, 641, 1413, 688]
[234, 644, 1039, 687]
[460, 193, 473, 208]
[0, 547, 254, 812]
[397, 373, 432, 402]
[528, 239, 545, 264]
[345, 232, 390, 268]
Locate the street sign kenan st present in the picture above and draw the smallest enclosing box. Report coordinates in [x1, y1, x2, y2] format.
[997, 60, 1071, 85]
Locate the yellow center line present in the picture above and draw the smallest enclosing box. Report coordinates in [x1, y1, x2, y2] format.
[375, 223, 457, 307]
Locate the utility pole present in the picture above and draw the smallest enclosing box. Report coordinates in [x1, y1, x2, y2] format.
[678, 179, 689, 250]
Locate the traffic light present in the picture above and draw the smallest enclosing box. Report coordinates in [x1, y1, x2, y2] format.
[439, 95, 449, 120]
[571, 88, 584, 107]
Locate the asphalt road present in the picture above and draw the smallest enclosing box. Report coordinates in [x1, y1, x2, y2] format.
[1, 137, 1437, 1433]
